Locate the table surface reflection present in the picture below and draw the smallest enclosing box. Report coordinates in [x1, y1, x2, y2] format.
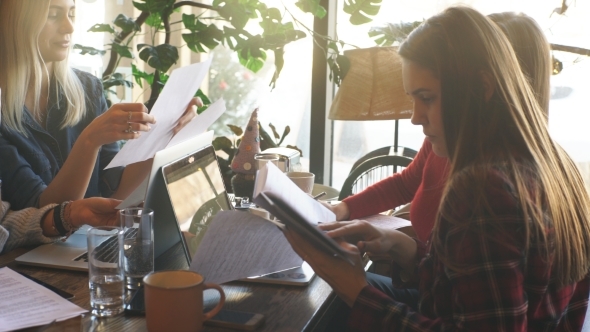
[0, 247, 337, 332]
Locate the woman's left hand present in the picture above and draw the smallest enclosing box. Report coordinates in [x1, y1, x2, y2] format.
[283, 229, 368, 307]
[67, 198, 121, 229]
[173, 97, 203, 135]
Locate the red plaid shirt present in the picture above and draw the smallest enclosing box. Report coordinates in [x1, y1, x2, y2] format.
[348, 167, 590, 331]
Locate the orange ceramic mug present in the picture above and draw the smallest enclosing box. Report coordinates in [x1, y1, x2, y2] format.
[143, 270, 225, 332]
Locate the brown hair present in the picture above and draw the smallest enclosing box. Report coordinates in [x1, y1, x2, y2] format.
[399, 6, 590, 285]
[489, 12, 551, 117]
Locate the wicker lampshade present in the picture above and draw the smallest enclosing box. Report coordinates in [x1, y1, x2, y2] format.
[328, 47, 413, 121]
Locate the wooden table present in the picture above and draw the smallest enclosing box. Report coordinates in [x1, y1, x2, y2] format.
[1, 247, 341, 332]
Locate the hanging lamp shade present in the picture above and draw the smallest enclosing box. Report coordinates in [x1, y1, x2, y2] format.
[328, 47, 413, 121]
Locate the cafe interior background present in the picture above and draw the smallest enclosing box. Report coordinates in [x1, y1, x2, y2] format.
[71, 0, 590, 192]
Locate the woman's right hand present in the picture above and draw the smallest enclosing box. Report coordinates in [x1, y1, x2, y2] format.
[319, 220, 417, 268]
[66, 198, 121, 229]
[80, 103, 156, 148]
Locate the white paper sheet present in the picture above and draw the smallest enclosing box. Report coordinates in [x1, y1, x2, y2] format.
[116, 130, 216, 209]
[363, 214, 412, 231]
[0, 268, 87, 332]
[106, 58, 212, 169]
[167, 98, 225, 147]
[190, 211, 303, 285]
[253, 163, 335, 225]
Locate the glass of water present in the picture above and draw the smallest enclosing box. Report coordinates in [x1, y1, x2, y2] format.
[120, 207, 154, 290]
[87, 226, 125, 317]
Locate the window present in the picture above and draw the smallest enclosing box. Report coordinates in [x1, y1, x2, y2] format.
[330, 0, 590, 190]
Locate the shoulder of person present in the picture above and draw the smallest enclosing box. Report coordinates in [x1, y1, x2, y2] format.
[442, 162, 537, 222]
[72, 68, 103, 93]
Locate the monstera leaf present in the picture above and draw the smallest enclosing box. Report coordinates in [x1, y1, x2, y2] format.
[114, 14, 140, 33]
[137, 44, 179, 73]
[73, 44, 106, 56]
[343, 0, 382, 25]
[295, 0, 326, 18]
[368, 21, 422, 46]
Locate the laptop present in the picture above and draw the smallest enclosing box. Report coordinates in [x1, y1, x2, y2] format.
[160, 145, 315, 286]
[14, 131, 214, 271]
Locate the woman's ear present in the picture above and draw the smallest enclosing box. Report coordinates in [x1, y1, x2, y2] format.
[479, 71, 495, 102]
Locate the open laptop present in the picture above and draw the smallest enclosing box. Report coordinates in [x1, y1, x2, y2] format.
[14, 131, 213, 271]
[160, 145, 315, 286]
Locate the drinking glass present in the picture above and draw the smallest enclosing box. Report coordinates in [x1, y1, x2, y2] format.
[87, 226, 125, 317]
[120, 207, 154, 290]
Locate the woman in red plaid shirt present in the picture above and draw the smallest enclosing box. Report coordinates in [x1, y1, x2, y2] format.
[285, 6, 590, 331]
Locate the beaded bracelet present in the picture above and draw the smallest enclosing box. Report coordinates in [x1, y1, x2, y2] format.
[60, 201, 79, 240]
[52, 204, 68, 236]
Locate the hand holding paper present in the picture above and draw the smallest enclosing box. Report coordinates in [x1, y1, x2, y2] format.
[106, 58, 213, 169]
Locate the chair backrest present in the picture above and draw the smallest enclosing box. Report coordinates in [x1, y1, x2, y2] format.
[339, 155, 413, 201]
[349, 146, 417, 174]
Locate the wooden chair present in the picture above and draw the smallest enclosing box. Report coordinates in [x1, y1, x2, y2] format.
[349, 146, 418, 174]
[339, 155, 414, 201]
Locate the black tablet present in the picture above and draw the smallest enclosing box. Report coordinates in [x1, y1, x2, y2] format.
[255, 192, 354, 266]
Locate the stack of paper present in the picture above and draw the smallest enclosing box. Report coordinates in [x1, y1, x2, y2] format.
[0, 268, 86, 331]
[189, 211, 303, 285]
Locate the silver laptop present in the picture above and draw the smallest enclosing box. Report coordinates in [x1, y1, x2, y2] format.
[161, 145, 315, 286]
[14, 132, 214, 271]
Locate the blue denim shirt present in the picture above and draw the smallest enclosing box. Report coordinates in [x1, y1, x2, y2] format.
[0, 69, 124, 209]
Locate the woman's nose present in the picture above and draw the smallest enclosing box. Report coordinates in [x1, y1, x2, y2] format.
[410, 104, 425, 126]
[60, 17, 74, 34]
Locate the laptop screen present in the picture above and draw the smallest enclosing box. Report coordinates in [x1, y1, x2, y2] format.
[161, 145, 232, 261]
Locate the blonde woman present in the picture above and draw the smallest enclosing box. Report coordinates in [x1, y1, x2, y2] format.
[287, 7, 590, 330]
[0, 0, 198, 209]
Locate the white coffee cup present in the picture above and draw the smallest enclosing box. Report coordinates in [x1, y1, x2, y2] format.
[286, 172, 315, 194]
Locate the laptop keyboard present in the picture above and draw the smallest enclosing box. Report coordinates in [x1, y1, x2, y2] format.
[74, 228, 138, 263]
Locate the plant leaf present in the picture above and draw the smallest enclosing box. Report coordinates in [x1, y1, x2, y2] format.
[228, 124, 243, 136]
[114, 14, 140, 33]
[103, 72, 133, 90]
[368, 21, 422, 46]
[111, 43, 134, 59]
[195, 89, 212, 113]
[286, 145, 303, 158]
[133, 0, 175, 14]
[268, 123, 280, 141]
[145, 12, 164, 29]
[237, 48, 266, 73]
[87, 23, 115, 34]
[343, 0, 382, 25]
[295, 0, 327, 19]
[137, 43, 179, 72]
[212, 136, 234, 151]
[131, 64, 154, 88]
[214, 0, 257, 30]
[182, 15, 223, 53]
[270, 48, 284, 89]
[73, 44, 106, 56]
[278, 126, 290, 146]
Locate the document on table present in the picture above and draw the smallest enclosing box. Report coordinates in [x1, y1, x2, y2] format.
[106, 58, 213, 169]
[0, 267, 86, 332]
[190, 210, 303, 285]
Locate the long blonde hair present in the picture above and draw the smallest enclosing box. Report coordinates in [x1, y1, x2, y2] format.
[0, 0, 86, 134]
[400, 7, 590, 285]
